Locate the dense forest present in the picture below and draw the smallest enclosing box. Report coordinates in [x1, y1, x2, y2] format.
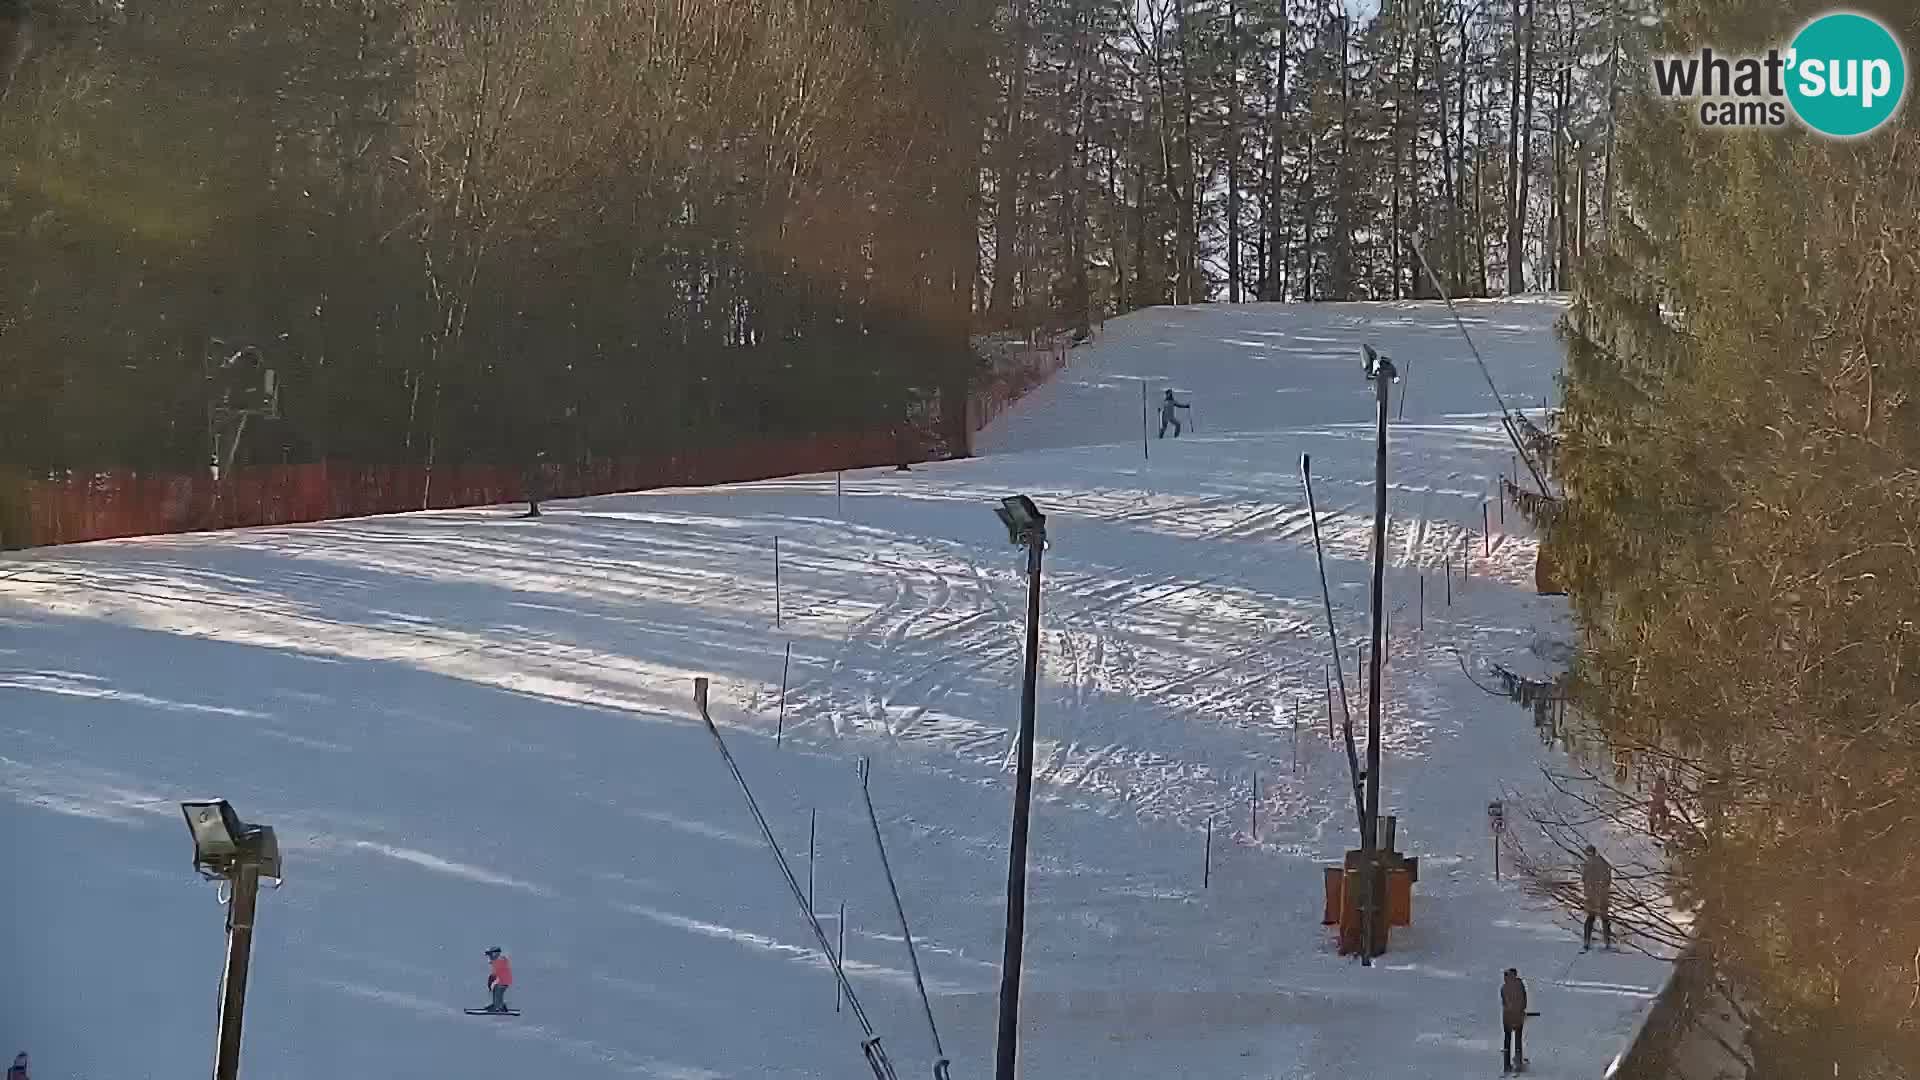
[2, 0, 1628, 472]
[1546, 2, 1920, 1074]
[0, 0, 989, 470]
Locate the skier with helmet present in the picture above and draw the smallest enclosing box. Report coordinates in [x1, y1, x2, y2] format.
[1158, 389, 1191, 438]
[483, 946, 513, 1013]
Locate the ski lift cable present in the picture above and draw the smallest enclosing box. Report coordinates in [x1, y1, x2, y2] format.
[1410, 236, 1555, 499]
[858, 760, 950, 1076]
[693, 685, 898, 1078]
[1302, 454, 1368, 838]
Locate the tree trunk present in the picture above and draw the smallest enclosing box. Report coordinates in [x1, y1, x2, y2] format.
[1069, 0, 1093, 338]
[1264, 9, 1289, 301]
[1429, 12, 1460, 293]
[1227, 0, 1242, 303]
[1456, 3, 1471, 285]
[1601, 0, 1621, 235]
[1176, 0, 1200, 304]
[1333, 7, 1354, 299]
[1548, 7, 1563, 290]
[1400, 9, 1421, 299]
[989, 0, 1030, 325]
[1504, 0, 1525, 295]
[1301, 129, 1316, 301]
[1517, 0, 1537, 292]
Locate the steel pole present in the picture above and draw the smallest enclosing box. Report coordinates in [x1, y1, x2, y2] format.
[213, 860, 261, 1080]
[994, 533, 1045, 1080]
[1362, 363, 1392, 964]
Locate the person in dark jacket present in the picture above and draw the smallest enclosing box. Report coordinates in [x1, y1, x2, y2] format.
[7, 1050, 28, 1080]
[1501, 968, 1528, 1073]
[1158, 389, 1191, 438]
[1582, 844, 1614, 950]
[522, 452, 547, 518]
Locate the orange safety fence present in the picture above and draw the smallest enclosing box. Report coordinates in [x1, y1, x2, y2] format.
[969, 330, 1073, 432]
[0, 428, 924, 549]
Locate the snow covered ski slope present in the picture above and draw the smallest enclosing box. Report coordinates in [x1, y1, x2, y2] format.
[1, 298, 1669, 1080]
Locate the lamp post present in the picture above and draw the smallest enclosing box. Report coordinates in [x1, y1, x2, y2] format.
[181, 799, 281, 1080]
[991, 495, 1046, 1080]
[1360, 345, 1397, 964]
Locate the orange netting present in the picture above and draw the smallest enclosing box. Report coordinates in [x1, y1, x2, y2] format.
[2, 429, 924, 548]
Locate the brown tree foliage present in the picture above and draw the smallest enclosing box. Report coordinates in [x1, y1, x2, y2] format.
[1555, 2, 1920, 1072]
[0, 0, 988, 471]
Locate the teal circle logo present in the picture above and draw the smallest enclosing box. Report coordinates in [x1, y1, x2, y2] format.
[1786, 12, 1906, 137]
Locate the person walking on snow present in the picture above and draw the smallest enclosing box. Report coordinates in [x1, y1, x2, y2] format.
[1500, 968, 1529, 1073]
[1582, 844, 1614, 950]
[484, 946, 514, 1013]
[1157, 389, 1191, 438]
[7, 1051, 27, 1080]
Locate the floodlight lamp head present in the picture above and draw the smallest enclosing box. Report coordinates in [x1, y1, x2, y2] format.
[181, 799, 280, 881]
[1362, 345, 1398, 384]
[996, 495, 1045, 546]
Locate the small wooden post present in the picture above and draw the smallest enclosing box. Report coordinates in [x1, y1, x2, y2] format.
[1203, 815, 1214, 888]
[1445, 558, 1453, 605]
[807, 808, 816, 913]
[1142, 382, 1150, 460]
[1357, 645, 1366, 709]
[774, 536, 783, 628]
[836, 471, 844, 518]
[835, 902, 847, 1012]
[1325, 665, 1335, 739]
[1419, 574, 1425, 630]
[777, 642, 792, 748]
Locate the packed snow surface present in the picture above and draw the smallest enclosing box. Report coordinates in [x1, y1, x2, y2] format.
[1, 298, 1669, 1079]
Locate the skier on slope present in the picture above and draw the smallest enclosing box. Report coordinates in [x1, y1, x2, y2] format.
[1581, 844, 1614, 951]
[1157, 389, 1191, 438]
[7, 1051, 27, 1080]
[484, 946, 514, 1013]
[1500, 968, 1529, 1074]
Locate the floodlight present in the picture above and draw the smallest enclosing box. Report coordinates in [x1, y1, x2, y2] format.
[181, 798, 280, 1080]
[182, 799, 247, 868]
[995, 495, 1046, 546]
[1363, 344, 1399, 383]
[181, 799, 281, 880]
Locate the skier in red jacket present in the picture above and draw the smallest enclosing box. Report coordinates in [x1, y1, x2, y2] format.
[484, 947, 514, 1013]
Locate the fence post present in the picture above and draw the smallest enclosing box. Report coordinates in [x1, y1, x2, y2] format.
[777, 643, 792, 748]
[1203, 815, 1213, 889]
[774, 536, 783, 628]
[835, 902, 847, 1012]
[1325, 665, 1335, 739]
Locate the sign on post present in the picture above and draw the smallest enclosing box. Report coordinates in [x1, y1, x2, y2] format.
[1487, 800, 1506, 880]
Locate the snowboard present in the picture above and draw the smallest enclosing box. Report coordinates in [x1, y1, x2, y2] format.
[465, 1007, 521, 1017]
